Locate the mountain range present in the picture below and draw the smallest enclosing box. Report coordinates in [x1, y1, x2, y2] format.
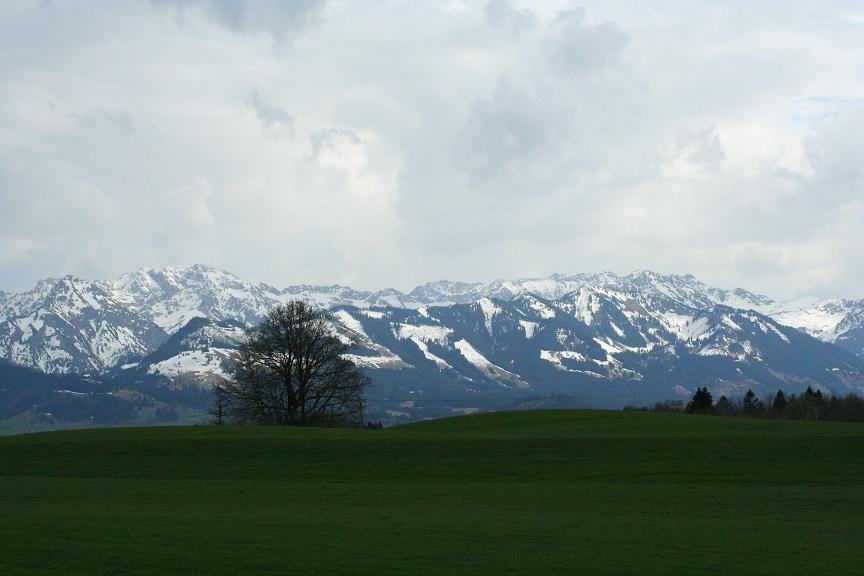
[1, 264, 863, 429]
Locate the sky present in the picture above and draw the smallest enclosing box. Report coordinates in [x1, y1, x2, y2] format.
[1, 0, 863, 299]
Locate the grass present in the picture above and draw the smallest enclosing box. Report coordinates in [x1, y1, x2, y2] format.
[0, 410, 862, 575]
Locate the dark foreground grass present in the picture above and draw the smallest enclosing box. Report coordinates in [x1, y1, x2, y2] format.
[0, 410, 862, 575]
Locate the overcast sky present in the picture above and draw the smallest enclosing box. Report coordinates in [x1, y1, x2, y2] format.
[1, 1, 862, 298]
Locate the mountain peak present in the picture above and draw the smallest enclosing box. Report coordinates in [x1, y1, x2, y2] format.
[0, 264, 863, 415]
[1, 265, 862, 378]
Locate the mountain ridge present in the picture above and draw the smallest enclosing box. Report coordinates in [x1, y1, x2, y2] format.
[1, 265, 863, 405]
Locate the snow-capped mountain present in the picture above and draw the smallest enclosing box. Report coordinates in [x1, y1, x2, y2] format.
[0, 276, 167, 373]
[768, 299, 864, 357]
[127, 316, 246, 385]
[0, 265, 428, 374]
[108, 265, 285, 334]
[280, 285, 424, 310]
[319, 292, 863, 414]
[109, 265, 427, 333]
[2, 265, 864, 414]
[408, 270, 774, 310]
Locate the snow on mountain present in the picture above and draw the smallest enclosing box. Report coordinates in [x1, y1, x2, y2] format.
[391, 321, 454, 369]
[407, 280, 486, 305]
[134, 285, 864, 406]
[409, 338, 452, 369]
[326, 293, 864, 409]
[519, 320, 538, 339]
[617, 270, 775, 312]
[280, 285, 423, 310]
[2, 264, 864, 393]
[393, 323, 453, 345]
[540, 349, 587, 371]
[147, 348, 235, 380]
[486, 273, 619, 302]
[412, 270, 776, 313]
[0, 276, 167, 373]
[769, 299, 862, 342]
[128, 316, 246, 385]
[771, 301, 848, 341]
[328, 309, 410, 370]
[477, 298, 501, 335]
[768, 298, 864, 358]
[453, 339, 530, 389]
[110, 265, 425, 336]
[109, 265, 283, 334]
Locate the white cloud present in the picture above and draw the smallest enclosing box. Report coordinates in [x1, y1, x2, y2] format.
[0, 0, 862, 301]
[839, 12, 864, 24]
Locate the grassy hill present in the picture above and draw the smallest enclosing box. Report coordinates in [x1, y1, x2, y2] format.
[0, 410, 862, 575]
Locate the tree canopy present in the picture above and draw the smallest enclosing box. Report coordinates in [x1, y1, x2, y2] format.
[215, 301, 369, 426]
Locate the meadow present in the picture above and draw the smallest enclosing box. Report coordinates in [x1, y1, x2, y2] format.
[0, 410, 862, 575]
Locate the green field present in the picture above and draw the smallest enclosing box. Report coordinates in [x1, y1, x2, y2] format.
[0, 410, 862, 575]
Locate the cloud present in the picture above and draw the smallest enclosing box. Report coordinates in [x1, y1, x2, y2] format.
[544, 7, 629, 76]
[150, 0, 327, 43]
[0, 1, 863, 300]
[248, 91, 295, 137]
[671, 127, 725, 169]
[484, 0, 536, 36]
[839, 12, 864, 24]
[309, 127, 361, 158]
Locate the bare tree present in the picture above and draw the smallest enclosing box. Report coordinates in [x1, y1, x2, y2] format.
[215, 301, 369, 426]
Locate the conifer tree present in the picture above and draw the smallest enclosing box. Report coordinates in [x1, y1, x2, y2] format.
[743, 388, 762, 416]
[715, 395, 732, 415]
[686, 387, 714, 414]
[772, 390, 788, 413]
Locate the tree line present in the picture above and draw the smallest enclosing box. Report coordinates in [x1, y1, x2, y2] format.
[631, 386, 864, 422]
